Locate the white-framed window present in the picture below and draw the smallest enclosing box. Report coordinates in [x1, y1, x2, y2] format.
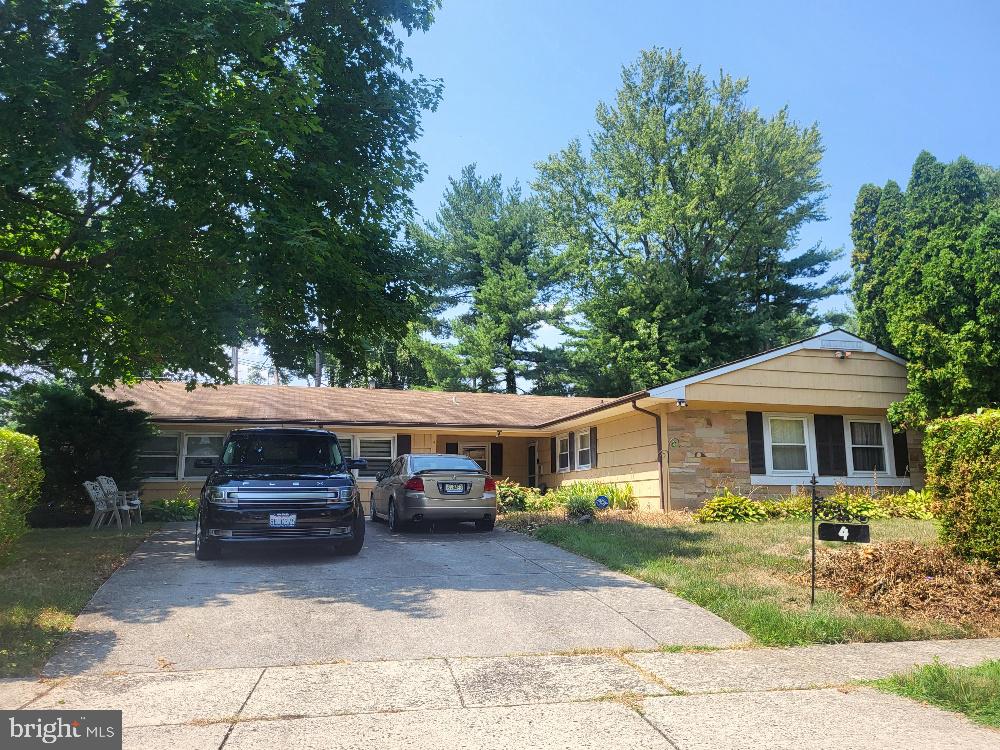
[183, 434, 226, 479]
[355, 435, 394, 479]
[846, 419, 888, 475]
[576, 430, 592, 470]
[764, 415, 811, 474]
[460, 444, 489, 473]
[557, 434, 570, 473]
[139, 434, 180, 480]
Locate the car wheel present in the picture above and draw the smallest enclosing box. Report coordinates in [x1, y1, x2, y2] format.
[369, 497, 379, 522]
[475, 516, 495, 532]
[337, 513, 366, 556]
[388, 499, 405, 533]
[194, 514, 221, 560]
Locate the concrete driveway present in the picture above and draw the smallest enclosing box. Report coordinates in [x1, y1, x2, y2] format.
[4, 522, 1000, 749]
[43, 521, 748, 675]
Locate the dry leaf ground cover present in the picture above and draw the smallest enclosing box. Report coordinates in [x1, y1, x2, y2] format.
[811, 541, 1000, 635]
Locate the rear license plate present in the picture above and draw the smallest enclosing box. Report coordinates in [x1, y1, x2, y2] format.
[443, 483, 466, 494]
[269, 513, 296, 528]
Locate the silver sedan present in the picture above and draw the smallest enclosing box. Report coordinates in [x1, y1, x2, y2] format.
[370, 453, 497, 532]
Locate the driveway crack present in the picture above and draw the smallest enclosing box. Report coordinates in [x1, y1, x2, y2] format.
[218, 667, 266, 749]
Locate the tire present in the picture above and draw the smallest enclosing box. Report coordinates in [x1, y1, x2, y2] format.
[387, 499, 406, 533]
[369, 497, 380, 522]
[337, 513, 366, 556]
[475, 516, 495, 532]
[194, 514, 221, 560]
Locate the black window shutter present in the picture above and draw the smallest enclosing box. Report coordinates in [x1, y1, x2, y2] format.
[746, 412, 766, 475]
[814, 415, 847, 476]
[568, 432, 576, 470]
[590, 426, 598, 468]
[396, 434, 411, 456]
[550, 437, 557, 473]
[445, 442, 458, 454]
[490, 442, 503, 476]
[892, 430, 909, 477]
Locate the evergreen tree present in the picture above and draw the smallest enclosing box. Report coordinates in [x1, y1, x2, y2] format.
[850, 151, 1000, 426]
[534, 48, 842, 395]
[412, 166, 563, 393]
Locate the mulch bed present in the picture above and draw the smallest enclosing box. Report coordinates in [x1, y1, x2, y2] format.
[811, 541, 1000, 635]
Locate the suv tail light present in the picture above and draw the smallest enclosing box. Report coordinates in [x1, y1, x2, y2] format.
[404, 477, 424, 492]
[484, 477, 496, 492]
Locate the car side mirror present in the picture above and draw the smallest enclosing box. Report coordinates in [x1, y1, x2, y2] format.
[375, 471, 385, 482]
[347, 458, 368, 471]
[194, 458, 217, 469]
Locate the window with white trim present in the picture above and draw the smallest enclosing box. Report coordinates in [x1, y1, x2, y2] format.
[557, 434, 570, 472]
[356, 436, 393, 479]
[767, 417, 809, 472]
[139, 434, 180, 479]
[460, 444, 488, 473]
[848, 420, 886, 474]
[576, 430, 592, 470]
[183, 434, 225, 478]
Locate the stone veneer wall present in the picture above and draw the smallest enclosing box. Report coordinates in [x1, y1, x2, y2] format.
[666, 409, 751, 509]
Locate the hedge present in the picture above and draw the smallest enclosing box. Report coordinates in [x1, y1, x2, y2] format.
[924, 409, 1000, 564]
[0, 428, 43, 555]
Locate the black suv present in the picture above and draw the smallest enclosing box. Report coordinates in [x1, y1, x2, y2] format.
[193, 428, 367, 560]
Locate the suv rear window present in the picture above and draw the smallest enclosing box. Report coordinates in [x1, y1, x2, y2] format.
[222, 433, 345, 469]
[410, 456, 484, 473]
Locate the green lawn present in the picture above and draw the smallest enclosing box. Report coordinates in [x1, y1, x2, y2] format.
[0, 525, 157, 677]
[873, 660, 1000, 728]
[531, 516, 970, 646]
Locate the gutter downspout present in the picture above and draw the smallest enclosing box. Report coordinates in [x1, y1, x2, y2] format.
[631, 400, 666, 512]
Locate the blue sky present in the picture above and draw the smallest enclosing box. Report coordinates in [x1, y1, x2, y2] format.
[404, 0, 1000, 327]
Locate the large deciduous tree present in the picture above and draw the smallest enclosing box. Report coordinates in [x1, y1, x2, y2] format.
[534, 48, 843, 396]
[851, 152, 1000, 426]
[0, 0, 440, 385]
[412, 165, 563, 393]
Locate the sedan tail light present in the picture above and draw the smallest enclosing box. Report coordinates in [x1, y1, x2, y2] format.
[484, 477, 496, 492]
[404, 477, 424, 491]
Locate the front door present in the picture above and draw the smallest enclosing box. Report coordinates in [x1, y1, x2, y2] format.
[527, 442, 537, 487]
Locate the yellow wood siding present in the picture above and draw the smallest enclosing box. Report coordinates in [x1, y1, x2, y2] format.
[686, 350, 907, 410]
[538, 411, 663, 512]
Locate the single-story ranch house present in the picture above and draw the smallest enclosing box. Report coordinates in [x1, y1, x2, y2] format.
[106, 330, 924, 512]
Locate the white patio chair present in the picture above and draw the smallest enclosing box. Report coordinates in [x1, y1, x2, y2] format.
[83, 480, 121, 530]
[97, 475, 142, 525]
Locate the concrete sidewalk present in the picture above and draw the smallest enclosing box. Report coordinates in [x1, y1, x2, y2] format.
[3, 638, 998, 749]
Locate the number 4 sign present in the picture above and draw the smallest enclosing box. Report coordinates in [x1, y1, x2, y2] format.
[817, 522, 871, 544]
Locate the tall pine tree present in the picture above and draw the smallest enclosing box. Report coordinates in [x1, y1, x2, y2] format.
[412, 166, 563, 393]
[534, 48, 843, 395]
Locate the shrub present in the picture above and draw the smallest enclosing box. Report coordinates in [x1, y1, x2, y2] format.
[0, 429, 43, 555]
[144, 492, 198, 522]
[696, 485, 935, 524]
[925, 410, 1000, 564]
[524, 489, 562, 512]
[2, 382, 155, 526]
[495, 479, 530, 514]
[819, 487, 888, 522]
[694, 488, 769, 523]
[565, 493, 594, 518]
[548, 480, 635, 515]
[882, 489, 936, 521]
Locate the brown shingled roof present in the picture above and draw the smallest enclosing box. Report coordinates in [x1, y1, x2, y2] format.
[102, 381, 613, 429]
